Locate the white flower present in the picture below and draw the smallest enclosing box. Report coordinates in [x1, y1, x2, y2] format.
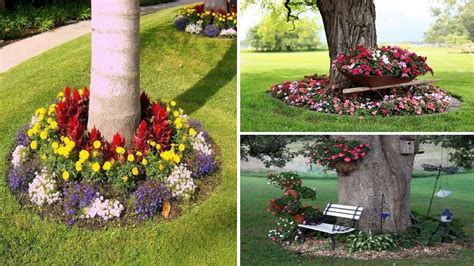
[219, 28, 237, 37]
[29, 116, 39, 127]
[82, 193, 124, 220]
[28, 169, 60, 206]
[165, 165, 195, 200]
[11, 145, 28, 168]
[185, 21, 203, 35]
[191, 131, 213, 156]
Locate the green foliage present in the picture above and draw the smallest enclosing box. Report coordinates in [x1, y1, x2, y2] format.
[400, 213, 466, 248]
[247, 5, 321, 51]
[420, 135, 474, 169]
[0, 2, 91, 40]
[346, 230, 398, 253]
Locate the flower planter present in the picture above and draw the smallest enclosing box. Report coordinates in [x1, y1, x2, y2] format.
[334, 161, 359, 174]
[293, 214, 305, 224]
[343, 73, 416, 87]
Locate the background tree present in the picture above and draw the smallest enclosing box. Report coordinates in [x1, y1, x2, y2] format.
[88, 0, 141, 143]
[246, 6, 322, 51]
[424, 0, 473, 44]
[420, 135, 474, 169]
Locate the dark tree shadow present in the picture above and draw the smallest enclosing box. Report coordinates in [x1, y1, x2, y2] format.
[175, 41, 237, 115]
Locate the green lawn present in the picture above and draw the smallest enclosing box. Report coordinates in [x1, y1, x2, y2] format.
[0, 7, 236, 265]
[241, 173, 474, 265]
[240, 48, 474, 132]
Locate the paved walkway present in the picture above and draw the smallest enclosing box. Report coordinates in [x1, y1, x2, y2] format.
[0, 0, 201, 73]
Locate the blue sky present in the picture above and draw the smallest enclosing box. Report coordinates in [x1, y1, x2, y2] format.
[239, 0, 437, 43]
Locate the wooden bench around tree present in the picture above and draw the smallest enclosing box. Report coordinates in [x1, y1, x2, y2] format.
[298, 203, 363, 250]
[342, 79, 438, 94]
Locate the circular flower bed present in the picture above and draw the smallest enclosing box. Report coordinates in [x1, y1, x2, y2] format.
[269, 74, 453, 116]
[6, 87, 219, 227]
[174, 4, 237, 38]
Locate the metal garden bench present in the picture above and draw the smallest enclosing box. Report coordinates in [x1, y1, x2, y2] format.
[298, 203, 363, 249]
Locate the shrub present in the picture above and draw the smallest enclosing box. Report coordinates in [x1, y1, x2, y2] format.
[346, 230, 398, 252]
[133, 180, 172, 219]
[203, 24, 220, 38]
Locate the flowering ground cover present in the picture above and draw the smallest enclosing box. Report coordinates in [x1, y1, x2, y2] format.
[174, 4, 237, 38]
[241, 173, 474, 264]
[240, 48, 474, 131]
[0, 7, 236, 264]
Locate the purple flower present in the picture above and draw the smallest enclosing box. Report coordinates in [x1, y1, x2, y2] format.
[8, 156, 40, 193]
[133, 180, 171, 219]
[62, 183, 97, 223]
[174, 16, 188, 31]
[203, 24, 221, 38]
[190, 153, 217, 178]
[15, 125, 30, 147]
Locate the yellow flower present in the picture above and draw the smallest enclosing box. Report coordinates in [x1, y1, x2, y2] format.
[127, 154, 135, 162]
[79, 150, 90, 160]
[141, 158, 148, 166]
[189, 128, 196, 136]
[173, 110, 180, 117]
[159, 163, 164, 171]
[57, 92, 64, 98]
[92, 162, 101, 172]
[57, 146, 66, 156]
[40, 130, 48, 140]
[103, 161, 112, 171]
[93, 151, 98, 158]
[131, 167, 139, 176]
[166, 107, 171, 112]
[122, 176, 129, 183]
[30, 141, 38, 150]
[49, 121, 58, 130]
[51, 142, 59, 150]
[75, 161, 83, 172]
[62, 171, 70, 181]
[93, 140, 101, 149]
[178, 144, 185, 151]
[27, 129, 34, 137]
[174, 155, 181, 164]
[170, 100, 177, 107]
[116, 146, 126, 155]
[149, 141, 156, 147]
[41, 154, 47, 161]
[136, 151, 143, 157]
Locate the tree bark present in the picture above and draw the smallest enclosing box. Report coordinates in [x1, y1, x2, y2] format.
[336, 135, 415, 233]
[88, 0, 141, 144]
[205, 0, 228, 12]
[0, 0, 5, 12]
[316, 0, 377, 88]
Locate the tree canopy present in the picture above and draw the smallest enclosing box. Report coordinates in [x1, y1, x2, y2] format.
[246, 4, 322, 51]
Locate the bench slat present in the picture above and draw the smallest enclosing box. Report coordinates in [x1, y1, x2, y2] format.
[324, 208, 362, 216]
[324, 203, 361, 211]
[324, 211, 361, 220]
[298, 223, 355, 234]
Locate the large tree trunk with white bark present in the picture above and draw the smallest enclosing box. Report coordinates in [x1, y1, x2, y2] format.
[336, 135, 415, 233]
[205, 0, 227, 12]
[316, 0, 377, 88]
[88, 0, 141, 144]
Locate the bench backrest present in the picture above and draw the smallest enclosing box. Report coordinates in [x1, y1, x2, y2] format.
[323, 203, 363, 220]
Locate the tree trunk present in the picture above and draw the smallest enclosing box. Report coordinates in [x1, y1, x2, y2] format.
[336, 135, 415, 233]
[88, 0, 141, 144]
[205, 0, 227, 12]
[316, 0, 377, 88]
[0, 0, 5, 12]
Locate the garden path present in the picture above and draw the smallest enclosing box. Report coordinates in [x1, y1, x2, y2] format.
[0, 0, 200, 73]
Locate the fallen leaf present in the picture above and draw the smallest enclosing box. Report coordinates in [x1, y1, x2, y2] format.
[162, 200, 171, 218]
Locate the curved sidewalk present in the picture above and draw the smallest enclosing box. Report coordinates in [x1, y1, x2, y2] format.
[0, 0, 200, 73]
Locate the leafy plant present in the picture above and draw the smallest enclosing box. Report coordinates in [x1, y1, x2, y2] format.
[346, 230, 397, 253]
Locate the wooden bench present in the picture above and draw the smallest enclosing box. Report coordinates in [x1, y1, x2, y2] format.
[342, 79, 438, 94]
[298, 203, 363, 249]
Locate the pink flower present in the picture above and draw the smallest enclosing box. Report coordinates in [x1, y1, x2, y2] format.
[361, 152, 366, 157]
[344, 157, 351, 162]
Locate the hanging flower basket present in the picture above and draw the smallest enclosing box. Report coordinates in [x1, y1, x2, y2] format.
[342, 73, 416, 87]
[333, 161, 359, 174]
